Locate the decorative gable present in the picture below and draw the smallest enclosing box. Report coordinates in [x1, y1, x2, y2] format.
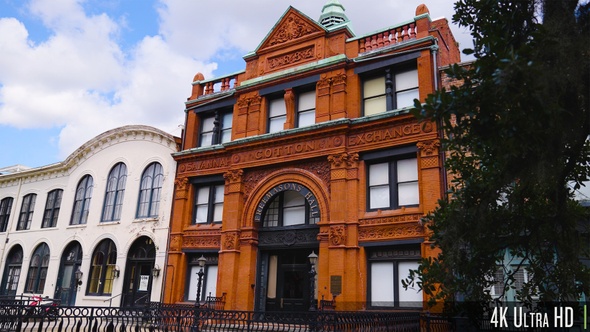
[256, 7, 326, 53]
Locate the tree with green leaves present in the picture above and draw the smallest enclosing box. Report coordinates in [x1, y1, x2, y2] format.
[406, 0, 590, 317]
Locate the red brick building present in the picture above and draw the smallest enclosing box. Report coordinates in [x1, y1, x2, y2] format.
[164, 1, 460, 311]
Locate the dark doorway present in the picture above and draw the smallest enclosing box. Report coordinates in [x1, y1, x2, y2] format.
[54, 242, 82, 305]
[260, 249, 314, 312]
[122, 237, 155, 307]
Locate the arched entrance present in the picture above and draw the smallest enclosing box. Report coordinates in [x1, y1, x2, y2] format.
[122, 236, 156, 307]
[254, 183, 320, 312]
[54, 242, 82, 305]
[1, 245, 23, 297]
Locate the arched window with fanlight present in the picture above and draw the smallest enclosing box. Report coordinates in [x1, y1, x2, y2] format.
[25, 243, 50, 293]
[87, 239, 117, 296]
[1, 245, 23, 297]
[102, 163, 127, 222]
[263, 190, 319, 227]
[136, 162, 163, 218]
[71, 175, 93, 225]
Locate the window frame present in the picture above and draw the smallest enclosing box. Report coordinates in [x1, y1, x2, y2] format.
[295, 88, 316, 128]
[267, 94, 287, 134]
[1, 245, 23, 296]
[0, 197, 14, 232]
[42, 189, 63, 228]
[354, 54, 420, 117]
[262, 190, 319, 228]
[186, 254, 219, 302]
[25, 243, 50, 294]
[198, 107, 233, 147]
[191, 175, 225, 225]
[364, 147, 419, 211]
[136, 162, 164, 218]
[17, 193, 36, 231]
[366, 245, 422, 309]
[87, 239, 117, 296]
[101, 163, 127, 222]
[70, 175, 93, 225]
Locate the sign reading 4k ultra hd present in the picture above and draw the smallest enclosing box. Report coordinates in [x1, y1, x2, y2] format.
[490, 305, 582, 329]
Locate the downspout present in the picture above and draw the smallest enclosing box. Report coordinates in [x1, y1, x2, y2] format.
[431, 39, 448, 200]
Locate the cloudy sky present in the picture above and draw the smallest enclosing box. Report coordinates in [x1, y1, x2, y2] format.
[0, 0, 473, 169]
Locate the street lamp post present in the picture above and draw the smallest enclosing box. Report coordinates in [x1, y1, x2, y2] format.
[195, 256, 207, 306]
[308, 251, 318, 311]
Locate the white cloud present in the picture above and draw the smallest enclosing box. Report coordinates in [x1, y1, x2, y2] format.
[0, 0, 472, 162]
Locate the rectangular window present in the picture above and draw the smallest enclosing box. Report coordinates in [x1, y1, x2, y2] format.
[0, 198, 14, 232]
[17, 194, 36, 231]
[199, 110, 233, 147]
[194, 184, 224, 224]
[42, 190, 62, 228]
[187, 255, 218, 302]
[368, 158, 418, 210]
[362, 66, 419, 116]
[268, 97, 286, 133]
[368, 246, 422, 308]
[369, 260, 422, 307]
[296, 90, 316, 127]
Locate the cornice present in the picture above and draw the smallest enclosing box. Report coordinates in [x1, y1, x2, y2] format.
[0, 125, 178, 186]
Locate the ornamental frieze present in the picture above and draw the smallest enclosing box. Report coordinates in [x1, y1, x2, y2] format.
[258, 228, 319, 247]
[182, 235, 220, 248]
[223, 232, 240, 250]
[360, 214, 422, 225]
[267, 46, 315, 71]
[358, 224, 424, 241]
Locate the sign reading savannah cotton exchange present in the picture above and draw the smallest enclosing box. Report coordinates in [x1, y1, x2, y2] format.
[177, 122, 431, 173]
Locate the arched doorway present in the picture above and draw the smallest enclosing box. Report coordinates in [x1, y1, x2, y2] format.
[254, 183, 320, 312]
[1, 245, 23, 297]
[122, 236, 156, 307]
[54, 242, 82, 305]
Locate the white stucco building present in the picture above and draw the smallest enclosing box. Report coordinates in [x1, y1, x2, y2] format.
[0, 125, 178, 307]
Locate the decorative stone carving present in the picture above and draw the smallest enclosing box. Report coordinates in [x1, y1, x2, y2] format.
[360, 214, 422, 225]
[358, 224, 424, 241]
[223, 232, 240, 250]
[183, 236, 220, 248]
[258, 228, 319, 247]
[417, 140, 440, 156]
[269, 16, 317, 46]
[174, 177, 189, 199]
[268, 46, 315, 70]
[224, 169, 244, 183]
[328, 153, 359, 168]
[329, 225, 346, 246]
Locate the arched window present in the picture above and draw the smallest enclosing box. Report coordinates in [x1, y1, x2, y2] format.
[17, 193, 36, 230]
[136, 162, 163, 218]
[25, 243, 50, 293]
[1, 245, 23, 296]
[42, 189, 63, 228]
[0, 197, 14, 232]
[102, 163, 127, 222]
[71, 175, 93, 225]
[263, 190, 319, 227]
[87, 239, 117, 295]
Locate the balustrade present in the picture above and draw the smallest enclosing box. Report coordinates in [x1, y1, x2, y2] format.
[358, 22, 417, 53]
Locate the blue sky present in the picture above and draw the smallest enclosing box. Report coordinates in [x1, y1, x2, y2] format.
[0, 0, 473, 169]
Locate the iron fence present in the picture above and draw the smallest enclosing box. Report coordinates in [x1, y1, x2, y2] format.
[9, 302, 583, 331]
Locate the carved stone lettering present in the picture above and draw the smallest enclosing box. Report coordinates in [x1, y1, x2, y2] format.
[254, 183, 320, 222]
[348, 123, 430, 147]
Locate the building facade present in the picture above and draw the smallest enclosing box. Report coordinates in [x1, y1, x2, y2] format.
[164, 2, 460, 311]
[0, 125, 178, 307]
